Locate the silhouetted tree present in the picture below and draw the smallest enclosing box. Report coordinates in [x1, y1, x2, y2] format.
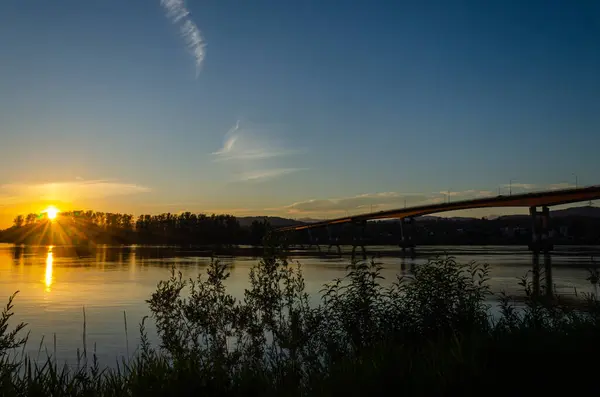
[250, 219, 270, 246]
[25, 214, 37, 225]
[13, 216, 24, 228]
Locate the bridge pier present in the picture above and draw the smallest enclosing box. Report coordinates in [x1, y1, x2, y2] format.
[326, 225, 342, 255]
[529, 206, 553, 298]
[307, 229, 321, 253]
[351, 220, 368, 260]
[399, 217, 416, 257]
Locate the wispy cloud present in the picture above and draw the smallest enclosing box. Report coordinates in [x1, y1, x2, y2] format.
[501, 183, 537, 190]
[160, 0, 206, 77]
[497, 182, 579, 193]
[212, 121, 305, 182]
[439, 190, 495, 198]
[283, 192, 428, 215]
[240, 168, 306, 182]
[212, 121, 240, 157]
[217, 149, 299, 162]
[212, 121, 300, 162]
[548, 183, 576, 190]
[0, 179, 150, 202]
[439, 190, 466, 197]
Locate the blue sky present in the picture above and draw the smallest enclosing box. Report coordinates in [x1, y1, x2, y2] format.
[0, 0, 599, 226]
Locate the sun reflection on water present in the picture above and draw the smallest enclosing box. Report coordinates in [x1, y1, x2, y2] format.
[45, 246, 53, 292]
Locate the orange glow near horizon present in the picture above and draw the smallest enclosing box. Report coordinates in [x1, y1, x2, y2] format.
[43, 206, 60, 220]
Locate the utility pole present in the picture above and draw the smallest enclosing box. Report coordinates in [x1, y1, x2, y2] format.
[572, 173, 578, 189]
[509, 179, 515, 196]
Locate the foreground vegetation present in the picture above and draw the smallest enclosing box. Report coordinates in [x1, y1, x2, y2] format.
[2, 248, 600, 395]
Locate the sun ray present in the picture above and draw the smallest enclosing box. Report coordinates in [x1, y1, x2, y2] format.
[68, 218, 94, 244]
[51, 220, 73, 246]
[15, 221, 45, 244]
[33, 220, 51, 246]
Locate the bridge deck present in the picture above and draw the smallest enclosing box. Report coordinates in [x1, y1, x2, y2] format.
[277, 186, 600, 232]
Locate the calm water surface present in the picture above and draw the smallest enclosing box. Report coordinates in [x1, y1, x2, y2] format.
[1, 243, 599, 366]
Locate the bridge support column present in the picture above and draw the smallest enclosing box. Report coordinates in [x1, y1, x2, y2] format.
[326, 225, 342, 256]
[529, 206, 553, 298]
[307, 229, 321, 253]
[351, 220, 367, 260]
[399, 217, 416, 257]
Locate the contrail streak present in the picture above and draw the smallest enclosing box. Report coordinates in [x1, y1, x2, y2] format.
[160, 0, 206, 76]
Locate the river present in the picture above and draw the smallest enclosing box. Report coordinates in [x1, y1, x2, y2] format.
[0, 243, 598, 367]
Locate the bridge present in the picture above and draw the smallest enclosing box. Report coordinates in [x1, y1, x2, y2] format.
[276, 185, 600, 298]
[277, 185, 600, 233]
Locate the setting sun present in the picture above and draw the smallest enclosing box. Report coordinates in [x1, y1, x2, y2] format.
[43, 206, 60, 220]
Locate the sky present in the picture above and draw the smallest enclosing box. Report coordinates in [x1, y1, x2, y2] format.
[0, 0, 599, 227]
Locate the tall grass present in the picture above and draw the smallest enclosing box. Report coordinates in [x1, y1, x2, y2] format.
[2, 248, 600, 395]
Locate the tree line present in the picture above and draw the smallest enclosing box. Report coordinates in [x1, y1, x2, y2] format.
[6, 211, 272, 246]
[6, 209, 600, 246]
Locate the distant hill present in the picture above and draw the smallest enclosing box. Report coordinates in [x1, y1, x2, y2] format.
[297, 217, 325, 223]
[442, 216, 480, 222]
[551, 206, 600, 218]
[236, 216, 306, 228]
[494, 205, 600, 221]
[376, 215, 479, 222]
[495, 214, 530, 221]
[418, 216, 442, 221]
